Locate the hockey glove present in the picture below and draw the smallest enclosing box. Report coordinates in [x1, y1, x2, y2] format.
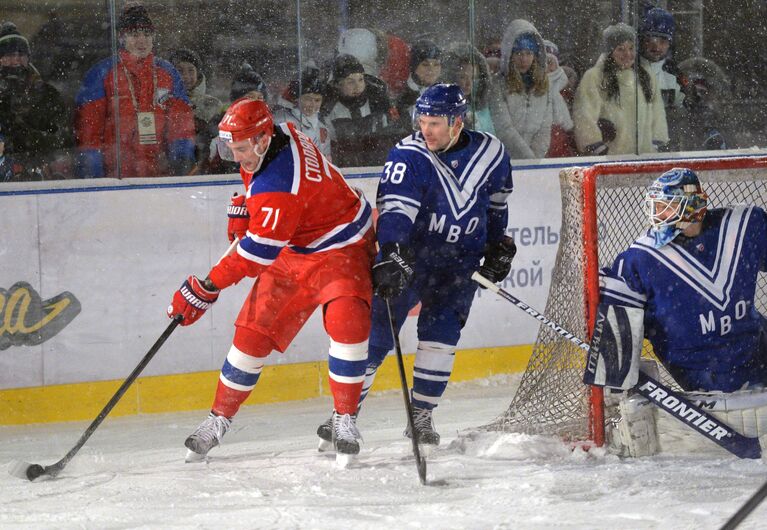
[227, 193, 249, 243]
[168, 275, 220, 326]
[373, 242, 415, 299]
[478, 236, 516, 284]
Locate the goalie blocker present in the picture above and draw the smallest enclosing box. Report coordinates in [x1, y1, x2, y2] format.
[584, 302, 762, 459]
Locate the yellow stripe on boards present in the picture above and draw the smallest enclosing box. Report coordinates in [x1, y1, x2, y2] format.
[0, 345, 532, 425]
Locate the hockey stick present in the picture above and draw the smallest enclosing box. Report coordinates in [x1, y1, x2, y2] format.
[719, 479, 767, 530]
[472, 271, 762, 459]
[10, 239, 241, 481]
[9, 315, 183, 481]
[385, 299, 428, 485]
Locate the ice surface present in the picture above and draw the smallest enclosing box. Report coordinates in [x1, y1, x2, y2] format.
[1, 375, 765, 529]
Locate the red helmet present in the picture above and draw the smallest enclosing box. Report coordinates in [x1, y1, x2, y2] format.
[218, 97, 274, 143]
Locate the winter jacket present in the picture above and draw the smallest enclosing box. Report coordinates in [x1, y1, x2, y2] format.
[75, 49, 195, 178]
[321, 74, 397, 167]
[489, 19, 553, 159]
[641, 57, 684, 110]
[0, 64, 72, 166]
[573, 54, 669, 155]
[273, 96, 332, 160]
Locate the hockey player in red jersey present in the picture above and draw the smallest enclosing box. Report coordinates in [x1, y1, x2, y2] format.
[168, 97, 375, 465]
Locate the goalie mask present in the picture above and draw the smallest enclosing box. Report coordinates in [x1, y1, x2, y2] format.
[645, 167, 708, 248]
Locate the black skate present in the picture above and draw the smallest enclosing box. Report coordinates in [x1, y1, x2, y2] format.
[331, 411, 362, 467]
[404, 406, 440, 456]
[184, 412, 231, 462]
[317, 413, 333, 452]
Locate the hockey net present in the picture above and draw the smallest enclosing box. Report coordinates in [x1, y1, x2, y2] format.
[485, 155, 767, 445]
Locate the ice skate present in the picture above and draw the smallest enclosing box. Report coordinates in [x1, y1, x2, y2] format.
[332, 412, 362, 468]
[316, 413, 334, 452]
[404, 406, 440, 457]
[184, 412, 231, 462]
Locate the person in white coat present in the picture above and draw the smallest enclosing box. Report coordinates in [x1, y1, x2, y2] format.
[573, 23, 669, 156]
[488, 19, 553, 159]
[272, 69, 332, 160]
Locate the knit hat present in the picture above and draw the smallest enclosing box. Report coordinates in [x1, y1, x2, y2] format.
[640, 7, 675, 41]
[409, 39, 441, 74]
[169, 48, 203, 74]
[603, 23, 636, 53]
[287, 69, 325, 99]
[0, 22, 30, 57]
[117, 4, 154, 33]
[333, 53, 365, 81]
[230, 62, 268, 101]
[337, 28, 379, 76]
[512, 34, 539, 55]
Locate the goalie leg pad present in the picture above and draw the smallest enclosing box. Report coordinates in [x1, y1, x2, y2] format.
[584, 303, 645, 390]
[608, 394, 660, 458]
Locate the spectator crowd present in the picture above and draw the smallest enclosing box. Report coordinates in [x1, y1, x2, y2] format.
[0, 4, 735, 182]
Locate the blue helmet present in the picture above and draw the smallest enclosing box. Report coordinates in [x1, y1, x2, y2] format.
[645, 168, 708, 248]
[640, 7, 675, 41]
[413, 83, 468, 129]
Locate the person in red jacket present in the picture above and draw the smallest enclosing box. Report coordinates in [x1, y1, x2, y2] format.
[167, 98, 375, 466]
[74, 5, 195, 178]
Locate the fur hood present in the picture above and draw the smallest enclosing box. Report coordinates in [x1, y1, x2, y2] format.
[500, 19, 547, 78]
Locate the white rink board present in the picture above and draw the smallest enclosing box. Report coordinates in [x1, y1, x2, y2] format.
[4, 151, 750, 390]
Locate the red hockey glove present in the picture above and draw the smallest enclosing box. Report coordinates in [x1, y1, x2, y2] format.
[478, 236, 517, 285]
[227, 193, 249, 243]
[168, 275, 220, 326]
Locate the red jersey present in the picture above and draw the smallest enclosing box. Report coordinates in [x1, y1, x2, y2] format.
[209, 122, 372, 289]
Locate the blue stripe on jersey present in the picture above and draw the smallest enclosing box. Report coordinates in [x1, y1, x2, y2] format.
[289, 199, 372, 254]
[248, 148, 298, 196]
[221, 359, 262, 387]
[413, 366, 452, 377]
[328, 355, 367, 378]
[239, 234, 285, 264]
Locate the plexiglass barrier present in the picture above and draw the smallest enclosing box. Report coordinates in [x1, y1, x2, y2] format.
[0, 0, 764, 181]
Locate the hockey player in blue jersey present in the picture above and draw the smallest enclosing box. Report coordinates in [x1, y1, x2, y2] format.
[599, 167, 767, 393]
[316, 83, 515, 451]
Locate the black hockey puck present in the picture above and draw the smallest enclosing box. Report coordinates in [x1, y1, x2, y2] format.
[26, 464, 46, 481]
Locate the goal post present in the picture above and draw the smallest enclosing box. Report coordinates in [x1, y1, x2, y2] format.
[485, 155, 767, 446]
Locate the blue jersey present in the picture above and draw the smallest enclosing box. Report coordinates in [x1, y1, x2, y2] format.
[600, 206, 767, 392]
[375, 130, 513, 270]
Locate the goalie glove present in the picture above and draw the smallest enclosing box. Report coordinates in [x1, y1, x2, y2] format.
[478, 236, 516, 284]
[373, 242, 415, 300]
[227, 192, 249, 243]
[168, 275, 220, 326]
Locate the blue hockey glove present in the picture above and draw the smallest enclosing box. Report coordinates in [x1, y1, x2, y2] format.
[373, 242, 415, 299]
[478, 236, 516, 284]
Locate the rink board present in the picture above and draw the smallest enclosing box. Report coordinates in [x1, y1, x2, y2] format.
[1, 151, 743, 424]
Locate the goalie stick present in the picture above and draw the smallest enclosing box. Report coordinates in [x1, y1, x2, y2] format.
[386, 300, 428, 485]
[10, 239, 240, 481]
[472, 271, 762, 460]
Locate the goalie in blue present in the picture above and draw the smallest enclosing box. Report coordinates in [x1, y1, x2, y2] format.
[315, 83, 515, 452]
[589, 167, 767, 457]
[597, 167, 767, 393]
